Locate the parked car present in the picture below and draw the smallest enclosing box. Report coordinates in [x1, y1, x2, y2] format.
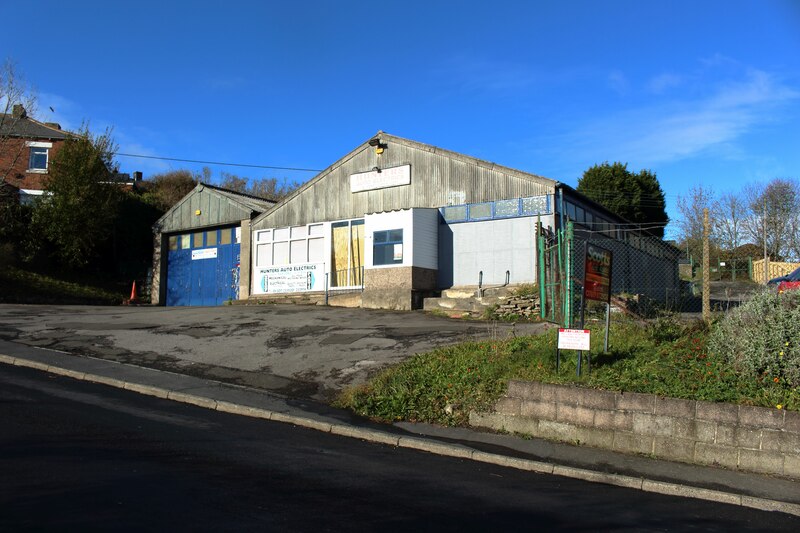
[768, 265, 800, 293]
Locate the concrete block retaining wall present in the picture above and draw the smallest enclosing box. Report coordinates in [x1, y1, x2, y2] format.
[470, 380, 800, 479]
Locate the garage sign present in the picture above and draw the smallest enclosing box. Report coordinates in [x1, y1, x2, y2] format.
[256, 262, 325, 294]
[191, 248, 218, 260]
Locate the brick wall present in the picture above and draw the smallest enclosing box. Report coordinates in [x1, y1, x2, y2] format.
[470, 380, 800, 479]
[0, 137, 64, 190]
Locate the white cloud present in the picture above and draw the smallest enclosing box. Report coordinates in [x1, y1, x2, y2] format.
[435, 56, 542, 95]
[607, 70, 629, 95]
[533, 66, 799, 171]
[647, 72, 683, 94]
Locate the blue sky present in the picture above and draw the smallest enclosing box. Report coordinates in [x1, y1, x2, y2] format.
[3, 1, 799, 238]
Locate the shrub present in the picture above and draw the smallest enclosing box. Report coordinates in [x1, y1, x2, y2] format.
[708, 289, 800, 388]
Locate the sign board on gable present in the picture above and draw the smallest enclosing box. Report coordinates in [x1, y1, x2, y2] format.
[350, 165, 411, 193]
[558, 328, 591, 351]
[584, 244, 612, 303]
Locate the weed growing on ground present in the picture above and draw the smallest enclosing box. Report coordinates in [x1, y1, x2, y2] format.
[336, 313, 799, 426]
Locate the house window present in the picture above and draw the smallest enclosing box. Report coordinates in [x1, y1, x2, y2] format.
[373, 229, 403, 266]
[28, 147, 48, 171]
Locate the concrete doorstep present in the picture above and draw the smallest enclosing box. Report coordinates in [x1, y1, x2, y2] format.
[1, 346, 799, 518]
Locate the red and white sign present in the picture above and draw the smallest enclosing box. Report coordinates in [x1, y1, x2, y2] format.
[558, 328, 591, 351]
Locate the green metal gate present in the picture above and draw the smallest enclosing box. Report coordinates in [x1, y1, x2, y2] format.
[538, 220, 575, 327]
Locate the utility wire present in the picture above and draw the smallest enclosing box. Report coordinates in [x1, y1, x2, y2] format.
[115, 152, 322, 173]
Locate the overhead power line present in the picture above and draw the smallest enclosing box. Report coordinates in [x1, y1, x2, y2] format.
[115, 152, 323, 173]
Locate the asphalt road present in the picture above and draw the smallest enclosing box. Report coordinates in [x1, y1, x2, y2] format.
[1, 364, 796, 532]
[0, 304, 552, 401]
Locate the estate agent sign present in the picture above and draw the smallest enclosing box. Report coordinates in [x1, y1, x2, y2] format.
[583, 244, 612, 303]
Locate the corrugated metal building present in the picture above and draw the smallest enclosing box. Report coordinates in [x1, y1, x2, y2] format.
[151, 183, 275, 306]
[248, 132, 564, 310]
[148, 133, 679, 310]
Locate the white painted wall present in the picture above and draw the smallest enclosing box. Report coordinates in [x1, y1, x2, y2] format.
[364, 210, 414, 268]
[438, 215, 554, 288]
[364, 208, 438, 270]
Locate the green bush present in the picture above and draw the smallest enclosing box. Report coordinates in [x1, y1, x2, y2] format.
[708, 289, 800, 388]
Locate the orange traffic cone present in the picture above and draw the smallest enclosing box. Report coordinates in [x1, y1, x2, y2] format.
[129, 281, 138, 304]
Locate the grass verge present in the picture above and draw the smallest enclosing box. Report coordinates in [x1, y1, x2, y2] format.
[0, 266, 124, 305]
[334, 315, 799, 426]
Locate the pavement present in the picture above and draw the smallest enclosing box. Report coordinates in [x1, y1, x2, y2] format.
[1, 337, 799, 518]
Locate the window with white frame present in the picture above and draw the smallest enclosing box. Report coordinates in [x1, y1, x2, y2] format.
[255, 223, 325, 268]
[373, 229, 403, 266]
[26, 142, 52, 172]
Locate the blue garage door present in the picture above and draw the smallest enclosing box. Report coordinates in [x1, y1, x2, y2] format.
[166, 227, 240, 306]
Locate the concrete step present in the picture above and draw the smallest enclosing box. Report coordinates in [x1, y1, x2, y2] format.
[423, 297, 491, 314]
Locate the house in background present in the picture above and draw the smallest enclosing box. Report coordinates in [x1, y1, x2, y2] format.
[0, 104, 69, 205]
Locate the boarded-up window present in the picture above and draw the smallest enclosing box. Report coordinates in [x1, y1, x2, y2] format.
[220, 229, 232, 245]
[206, 230, 218, 247]
[168, 236, 178, 251]
[193, 232, 204, 248]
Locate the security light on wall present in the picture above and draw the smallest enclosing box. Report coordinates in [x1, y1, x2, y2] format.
[195, 210, 201, 216]
[368, 138, 387, 155]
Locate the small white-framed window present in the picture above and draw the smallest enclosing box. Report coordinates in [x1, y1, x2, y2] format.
[373, 229, 404, 266]
[26, 141, 52, 172]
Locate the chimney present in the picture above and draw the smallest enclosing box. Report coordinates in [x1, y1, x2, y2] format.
[12, 104, 26, 119]
[44, 122, 62, 130]
[133, 171, 143, 182]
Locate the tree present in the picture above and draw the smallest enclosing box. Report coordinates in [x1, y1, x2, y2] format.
[675, 185, 717, 261]
[742, 178, 800, 262]
[576, 162, 669, 238]
[139, 169, 200, 211]
[713, 191, 747, 261]
[0, 59, 37, 184]
[29, 125, 122, 268]
[219, 171, 301, 200]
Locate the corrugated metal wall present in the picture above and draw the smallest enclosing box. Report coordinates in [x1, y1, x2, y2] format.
[157, 186, 253, 233]
[253, 138, 556, 230]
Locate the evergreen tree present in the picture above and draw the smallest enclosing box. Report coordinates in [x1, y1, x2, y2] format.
[577, 162, 669, 238]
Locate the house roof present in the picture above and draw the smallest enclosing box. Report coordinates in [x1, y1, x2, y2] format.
[0, 113, 70, 140]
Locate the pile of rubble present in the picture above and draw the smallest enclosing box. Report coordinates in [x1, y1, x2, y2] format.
[492, 295, 541, 319]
